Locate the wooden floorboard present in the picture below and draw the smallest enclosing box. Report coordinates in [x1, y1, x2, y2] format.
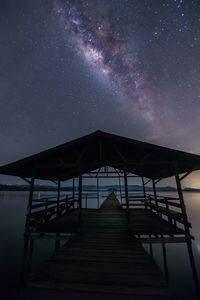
[23, 193, 170, 299]
[33, 202, 184, 236]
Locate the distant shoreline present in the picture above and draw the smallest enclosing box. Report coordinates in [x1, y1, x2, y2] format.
[0, 184, 200, 192]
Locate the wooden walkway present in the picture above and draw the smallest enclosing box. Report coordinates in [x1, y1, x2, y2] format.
[32, 201, 184, 237]
[22, 193, 170, 299]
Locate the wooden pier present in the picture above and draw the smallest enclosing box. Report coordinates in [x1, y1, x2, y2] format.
[0, 130, 199, 298]
[21, 193, 170, 299]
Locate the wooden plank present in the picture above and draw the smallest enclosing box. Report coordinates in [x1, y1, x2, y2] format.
[24, 193, 170, 298]
[34, 270, 167, 286]
[139, 237, 187, 244]
[26, 281, 170, 297]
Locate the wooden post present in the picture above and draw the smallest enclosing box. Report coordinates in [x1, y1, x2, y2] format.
[97, 178, 99, 209]
[27, 178, 35, 225]
[175, 173, 190, 235]
[27, 239, 34, 274]
[149, 234, 153, 259]
[65, 194, 68, 210]
[57, 180, 61, 216]
[20, 235, 29, 284]
[79, 175, 82, 209]
[25, 177, 35, 235]
[124, 170, 130, 232]
[175, 171, 200, 298]
[45, 199, 48, 221]
[152, 179, 158, 209]
[119, 176, 122, 205]
[55, 180, 61, 250]
[78, 174, 82, 229]
[85, 194, 88, 209]
[124, 171, 129, 209]
[21, 177, 34, 282]
[72, 178, 75, 200]
[141, 176, 147, 210]
[161, 239, 169, 282]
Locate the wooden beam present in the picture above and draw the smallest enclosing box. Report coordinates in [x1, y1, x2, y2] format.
[25, 177, 35, 238]
[161, 234, 169, 282]
[119, 176, 122, 205]
[72, 178, 75, 200]
[78, 175, 82, 209]
[34, 160, 175, 171]
[141, 176, 147, 210]
[21, 177, 32, 185]
[28, 178, 35, 214]
[114, 168, 120, 176]
[29, 234, 71, 241]
[175, 172, 190, 236]
[97, 178, 99, 209]
[144, 178, 152, 185]
[57, 180, 61, 216]
[95, 167, 102, 178]
[152, 179, 158, 207]
[124, 171, 129, 209]
[113, 144, 127, 162]
[140, 153, 150, 162]
[175, 168, 200, 297]
[76, 148, 87, 163]
[154, 178, 161, 184]
[179, 170, 193, 181]
[51, 180, 58, 185]
[139, 237, 188, 244]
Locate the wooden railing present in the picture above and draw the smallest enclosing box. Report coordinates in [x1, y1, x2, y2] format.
[27, 194, 78, 230]
[121, 192, 192, 236]
[121, 192, 146, 207]
[27, 192, 101, 230]
[145, 193, 192, 228]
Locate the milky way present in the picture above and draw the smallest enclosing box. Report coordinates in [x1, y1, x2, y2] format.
[1, 0, 200, 186]
[52, 0, 157, 122]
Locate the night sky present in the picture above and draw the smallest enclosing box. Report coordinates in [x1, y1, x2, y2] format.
[1, 0, 200, 187]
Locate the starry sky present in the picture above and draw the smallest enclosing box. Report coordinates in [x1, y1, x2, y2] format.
[0, 0, 200, 187]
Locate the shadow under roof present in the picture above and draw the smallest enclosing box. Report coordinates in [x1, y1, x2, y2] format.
[0, 130, 200, 181]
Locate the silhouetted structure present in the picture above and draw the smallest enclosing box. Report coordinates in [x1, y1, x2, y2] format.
[0, 130, 199, 298]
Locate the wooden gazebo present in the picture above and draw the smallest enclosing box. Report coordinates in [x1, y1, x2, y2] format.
[0, 130, 199, 298]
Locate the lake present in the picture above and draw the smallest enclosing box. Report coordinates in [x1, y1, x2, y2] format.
[0, 191, 200, 299]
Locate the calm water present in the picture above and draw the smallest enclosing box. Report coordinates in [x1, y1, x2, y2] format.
[0, 191, 200, 299]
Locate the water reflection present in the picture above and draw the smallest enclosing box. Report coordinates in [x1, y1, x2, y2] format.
[0, 191, 200, 299]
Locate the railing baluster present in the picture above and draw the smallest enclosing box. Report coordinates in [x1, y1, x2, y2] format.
[65, 195, 68, 212]
[44, 199, 48, 222]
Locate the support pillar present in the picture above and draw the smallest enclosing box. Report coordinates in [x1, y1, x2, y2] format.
[124, 171, 130, 232]
[21, 177, 35, 282]
[124, 171, 129, 209]
[27, 239, 34, 274]
[119, 176, 122, 205]
[79, 175, 82, 209]
[175, 171, 199, 298]
[141, 176, 147, 210]
[78, 174, 82, 229]
[72, 177, 75, 201]
[57, 180, 61, 216]
[55, 180, 61, 251]
[97, 178, 99, 209]
[161, 239, 169, 282]
[27, 178, 35, 224]
[152, 179, 158, 208]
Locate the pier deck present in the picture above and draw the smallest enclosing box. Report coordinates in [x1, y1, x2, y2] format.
[32, 208, 185, 236]
[22, 194, 170, 299]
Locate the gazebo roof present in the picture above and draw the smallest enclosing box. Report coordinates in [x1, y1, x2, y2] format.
[0, 130, 200, 180]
